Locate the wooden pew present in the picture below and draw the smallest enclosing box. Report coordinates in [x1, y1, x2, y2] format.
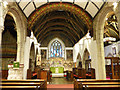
[81, 83, 120, 90]
[73, 68, 95, 79]
[78, 68, 86, 79]
[27, 69, 32, 79]
[0, 86, 40, 90]
[66, 71, 73, 80]
[83, 85, 120, 90]
[47, 70, 51, 82]
[1, 79, 47, 90]
[1, 82, 42, 90]
[74, 79, 120, 90]
[86, 68, 95, 79]
[2, 70, 8, 79]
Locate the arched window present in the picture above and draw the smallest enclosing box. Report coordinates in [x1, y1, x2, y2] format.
[50, 40, 62, 57]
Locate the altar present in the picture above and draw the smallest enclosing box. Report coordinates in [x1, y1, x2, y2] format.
[50, 67, 64, 77]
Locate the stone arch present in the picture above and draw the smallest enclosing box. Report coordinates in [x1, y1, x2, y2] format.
[93, 5, 114, 79]
[48, 38, 65, 58]
[4, 4, 27, 63]
[95, 6, 114, 40]
[29, 42, 36, 72]
[82, 48, 91, 71]
[1, 14, 17, 71]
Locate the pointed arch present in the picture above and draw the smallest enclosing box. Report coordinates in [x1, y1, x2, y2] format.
[82, 48, 91, 71]
[29, 42, 36, 71]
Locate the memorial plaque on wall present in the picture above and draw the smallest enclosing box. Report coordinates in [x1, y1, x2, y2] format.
[67, 50, 73, 60]
[41, 50, 46, 60]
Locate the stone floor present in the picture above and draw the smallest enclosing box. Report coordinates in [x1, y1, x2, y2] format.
[49, 77, 73, 84]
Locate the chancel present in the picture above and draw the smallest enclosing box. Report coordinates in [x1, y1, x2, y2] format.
[0, 0, 120, 90]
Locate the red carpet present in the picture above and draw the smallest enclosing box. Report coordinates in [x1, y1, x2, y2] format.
[47, 84, 74, 90]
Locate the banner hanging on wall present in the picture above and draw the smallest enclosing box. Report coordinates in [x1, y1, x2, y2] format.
[13, 62, 19, 69]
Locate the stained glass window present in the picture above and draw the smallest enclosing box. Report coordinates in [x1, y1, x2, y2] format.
[50, 40, 62, 57]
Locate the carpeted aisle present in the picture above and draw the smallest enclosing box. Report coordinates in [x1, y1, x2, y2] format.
[47, 84, 74, 90]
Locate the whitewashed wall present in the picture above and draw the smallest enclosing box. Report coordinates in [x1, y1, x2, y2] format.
[23, 34, 40, 79]
[73, 33, 100, 79]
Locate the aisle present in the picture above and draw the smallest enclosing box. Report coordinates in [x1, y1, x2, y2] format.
[47, 84, 74, 90]
[47, 77, 74, 90]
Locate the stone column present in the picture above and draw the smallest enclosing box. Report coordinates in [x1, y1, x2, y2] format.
[23, 37, 31, 79]
[17, 41, 25, 64]
[96, 28, 106, 79]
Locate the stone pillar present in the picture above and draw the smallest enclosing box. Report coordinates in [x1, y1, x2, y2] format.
[96, 29, 106, 79]
[17, 41, 25, 64]
[23, 37, 31, 79]
[115, 2, 120, 38]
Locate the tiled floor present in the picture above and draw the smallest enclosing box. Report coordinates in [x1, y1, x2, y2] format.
[49, 77, 73, 84]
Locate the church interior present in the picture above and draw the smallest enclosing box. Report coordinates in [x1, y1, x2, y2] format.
[0, 0, 120, 89]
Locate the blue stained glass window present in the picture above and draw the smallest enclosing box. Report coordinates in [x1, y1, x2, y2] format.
[50, 40, 62, 57]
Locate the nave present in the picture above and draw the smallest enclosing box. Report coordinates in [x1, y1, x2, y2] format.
[1, 0, 120, 90]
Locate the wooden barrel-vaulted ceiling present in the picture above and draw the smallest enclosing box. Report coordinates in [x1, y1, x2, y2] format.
[16, 1, 105, 46]
[28, 2, 93, 46]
